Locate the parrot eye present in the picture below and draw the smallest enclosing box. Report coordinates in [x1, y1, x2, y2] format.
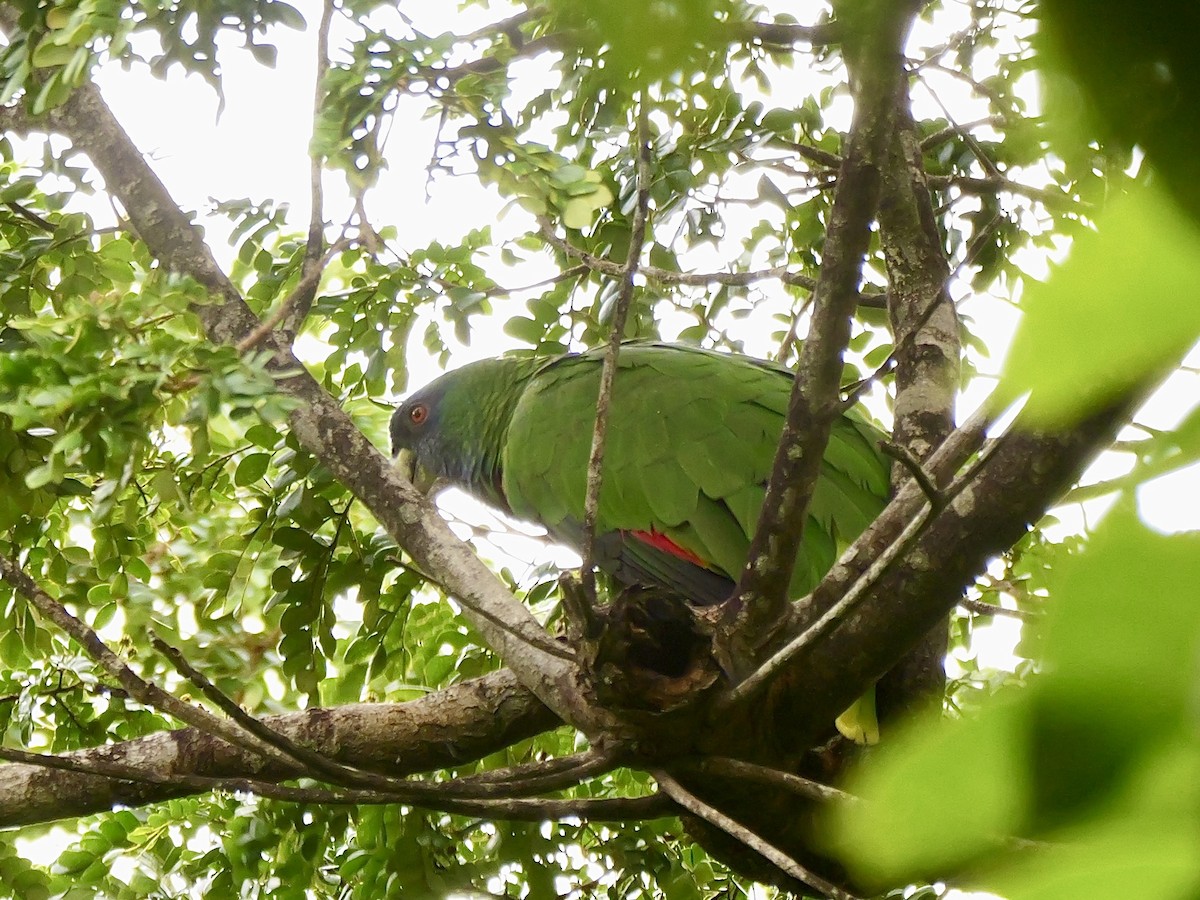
[409, 404, 429, 426]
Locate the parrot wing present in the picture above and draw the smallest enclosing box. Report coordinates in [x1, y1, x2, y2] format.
[501, 343, 890, 602]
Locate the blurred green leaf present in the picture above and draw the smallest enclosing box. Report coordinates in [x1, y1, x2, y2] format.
[828, 700, 1030, 885]
[999, 184, 1200, 423]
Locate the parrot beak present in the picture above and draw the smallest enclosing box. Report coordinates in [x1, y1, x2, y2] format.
[394, 448, 436, 494]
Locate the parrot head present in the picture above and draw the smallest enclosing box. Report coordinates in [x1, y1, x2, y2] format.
[389, 356, 540, 509]
[390, 375, 454, 494]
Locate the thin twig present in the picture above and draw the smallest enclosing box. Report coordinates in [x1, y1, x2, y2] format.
[928, 174, 1082, 211]
[727, 19, 842, 48]
[164, 237, 354, 394]
[281, 0, 336, 334]
[653, 770, 861, 900]
[919, 115, 1008, 151]
[0, 554, 294, 766]
[959, 597, 1038, 622]
[426, 263, 589, 300]
[537, 222, 838, 298]
[453, 6, 542, 47]
[398, 32, 571, 94]
[922, 62, 1012, 127]
[776, 140, 843, 170]
[404, 564, 578, 663]
[578, 99, 652, 599]
[150, 631, 387, 788]
[774, 294, 815, 363]
[236, 237, 351, 353]
[5, 201, 54, 232]
[448, 748, 622, 797]
[878, 441, 945, 511]
[0, 746, 670, 822]
[390, 17, 838, 99]
[677, 757, 859, 805]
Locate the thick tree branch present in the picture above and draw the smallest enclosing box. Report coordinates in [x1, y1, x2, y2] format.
[717, 2, 919, 669]
[758, 391, 1144, 751]
[724, 429, 992, 709]
[876, 87, 959, 719]
[714, 401, 993, 713]
[0, 670, 557, 827]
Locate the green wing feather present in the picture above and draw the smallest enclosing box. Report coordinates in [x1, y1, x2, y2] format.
[502, 342, 890, 596]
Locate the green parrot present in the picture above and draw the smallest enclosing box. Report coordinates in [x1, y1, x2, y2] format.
[390, 342, 890, 742]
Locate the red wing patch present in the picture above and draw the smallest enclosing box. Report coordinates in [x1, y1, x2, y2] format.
[628, 529, 710, 568]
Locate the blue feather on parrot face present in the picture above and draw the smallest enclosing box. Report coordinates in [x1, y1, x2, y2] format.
[390, 356, 541, 510]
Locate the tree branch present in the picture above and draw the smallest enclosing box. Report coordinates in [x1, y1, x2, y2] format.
[579, 100, 651, 599]
[724, 427, 996, 708]
[537, 221, 892, 307]
[281, 0, 336, 335]
[393, 16, 839, 98]
[0, 745, 668, 823]
[0, 670, 557, 827]
[11, 79, 615, 734]
[235, 237, 350, 354]
[727, 19, 842, 49]
[655, 770, 861, 900]
[677, 757, 858, 805]
[445, 748, 622, 796]
[919, 115, 1008, 151]
[959, 597, 1039, 623]
[875, 85, 960, 719]
[716, 2, 918, 670]
[928, 173, 1083, 212]
[755, 390, 1146, 750]
[712, 400, 993, 713]
[0, 553, 293, 766]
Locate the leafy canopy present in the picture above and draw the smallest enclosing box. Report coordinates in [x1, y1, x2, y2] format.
[0, 0, 1197, 898]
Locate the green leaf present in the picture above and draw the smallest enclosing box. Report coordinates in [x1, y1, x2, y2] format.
[503, 316, 543, 344]
[987, 813, 1200, 900]
[1036, 507, 1200, 743]
[31, 41, 78, 69]
[234, 453, 270, 486]
[23, 462, 56, 489]
[999, 184, 1200, 423]
[827, 700, 1030, 884]
[246, 423, 281, 449]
